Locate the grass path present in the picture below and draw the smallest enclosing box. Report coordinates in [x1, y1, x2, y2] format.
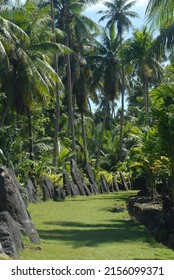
[20, 191, 174, 260]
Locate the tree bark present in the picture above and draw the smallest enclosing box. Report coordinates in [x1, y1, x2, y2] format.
[110, 100, 116, 139]
[119, 33, 125, 162]
[28, 109, 34, 161]
[119, 65, 125, 162]
[66, 35, 76, 158]
[50, 0, 61, 166]
[52, 50, 60, 166]
[81, 110, 88, 163]
[53, 80, 60, 166]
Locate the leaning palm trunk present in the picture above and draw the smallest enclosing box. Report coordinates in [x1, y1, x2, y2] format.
[95, 95, 109, 169]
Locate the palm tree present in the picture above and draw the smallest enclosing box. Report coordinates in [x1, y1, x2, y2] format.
[54, 0, 99, 159]
[124, 27, 163, 125]
[146, 0, 174, 55]
[73, 60, 93, 163]
[0, 2, 68, 161]
[0, 15, 30, 127]
[150, 65, 174, 199]
[98, 0, 138, 161]
[50, 0, 61, 166]
[98, 0, 138, 36]
[87, 25, 120, 169]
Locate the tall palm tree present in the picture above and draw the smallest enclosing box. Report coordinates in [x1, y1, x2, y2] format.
[98, 0, 138, 161]
[50, 0, 61, 166]
[87, 25, 120, 169]
[124, 27, 163, 125]
[98, 0, 138, 36]
[0, 2, 68, 161]
[54, 0, 99, 159]
[73, 60, 93, 163]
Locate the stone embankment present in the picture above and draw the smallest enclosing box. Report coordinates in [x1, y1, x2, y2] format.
[127, 194, 174, 250]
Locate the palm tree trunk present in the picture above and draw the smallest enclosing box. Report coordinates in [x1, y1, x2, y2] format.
[95, 95, 109, 169]
[143, 79, 149, 126]
[50, 0, 61, 166]
[171, 164, 174, 200]
[0, 99, 11, 127]
[81, 110, 88, 163]
[66, 52, 76, 157]
[110, 100, 114, 137]
[28, 109, 34, 161]
[72, 86, 76, 121]
[170, 143, 174, 200]
[53, 80, 60, 166]
[119, 33, 125, 161]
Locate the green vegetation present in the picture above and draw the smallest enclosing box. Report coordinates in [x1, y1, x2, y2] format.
[20, 192, 174, 260]
[1, 0, 174, 201]
[1, 0, 174, 259]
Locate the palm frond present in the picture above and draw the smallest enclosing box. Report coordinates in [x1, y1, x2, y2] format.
[146, 0, 174, 28]
[30, 42, 72, 56]
[153, 23, 174, 53]
[33, 57, 64, 88]
[151, 83, 174, 103]
[0, 16, 30, 45]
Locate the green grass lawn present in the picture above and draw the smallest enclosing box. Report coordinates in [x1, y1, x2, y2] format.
[19, 191, 174, 260]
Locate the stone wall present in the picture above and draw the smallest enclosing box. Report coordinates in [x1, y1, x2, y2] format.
[127, 195, 174, 250]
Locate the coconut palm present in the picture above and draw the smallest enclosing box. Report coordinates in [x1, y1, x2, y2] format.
[98, 0, 138, 161]
[50, 0, 61, 166]
[87, 25, 120, 168]
[0, 2, 69, 161]
[0, 15, 30, 126]
[73, 59, 93, 163]
[98, 0, 138, 36]
[124, 27, 163, 125]
[54, 0, 99, 159]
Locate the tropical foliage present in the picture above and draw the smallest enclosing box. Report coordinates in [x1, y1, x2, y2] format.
[1, 0, 174, 202]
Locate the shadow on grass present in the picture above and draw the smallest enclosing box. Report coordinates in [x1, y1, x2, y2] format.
[67, 191, 137, 202]
[38, 219, 151, 248]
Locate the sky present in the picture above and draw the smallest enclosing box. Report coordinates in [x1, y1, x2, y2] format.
[84, 0, 149, 39]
